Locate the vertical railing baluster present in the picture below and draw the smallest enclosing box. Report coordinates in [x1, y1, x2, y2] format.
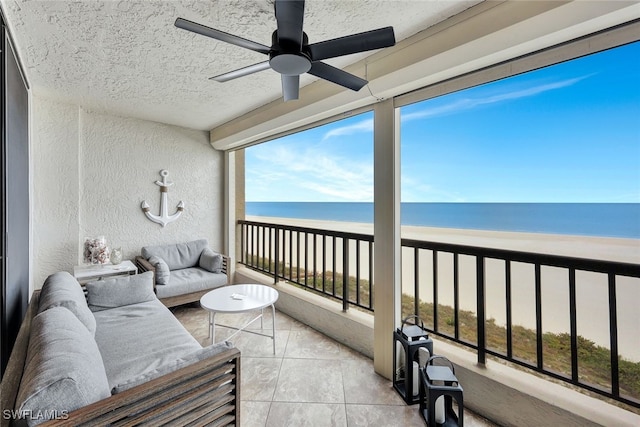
[506, 260, 513, 359]
[569, 268, 578, 383]
[535, 264, 543, 370]
[254, 225, 259, 267]
[477, 256, 486, 365]
[304, 232, 308, 287]
[369, 241, 373, 310]
[255, 224, 258, 268]
[454, 253, 459, 340]
[260, 225, 269, 271]
[433, 250, 438, 332]
[313, 233, 317, 290]
[296, 231, 301, 282]
[414, 248, 420, 317]
[288, 229, 293, 280]
[609, 273, 619, 397]
[332, 236, 337, 296]
[273, 225, 280, 284]
[269, 226, 273, 274]
[343, 237, 349, 311]
[356, 239, 361, 307]
[322, 235, 326, 294]
[240, 223, 245, 264]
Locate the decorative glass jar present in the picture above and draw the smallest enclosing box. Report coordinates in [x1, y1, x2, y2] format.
[84, 236, 109, 265]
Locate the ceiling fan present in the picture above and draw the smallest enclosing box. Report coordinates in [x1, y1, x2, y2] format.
[175, 0, 395, 101]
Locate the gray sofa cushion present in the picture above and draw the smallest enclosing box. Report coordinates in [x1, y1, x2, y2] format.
[148, 255, 170, 285]
[16, 307, 110, 426]
[199, 248, 223, 273]
[155, 267, 228, 299]
[112, 341, 235, 394]
[37, 271, 96, 336]
[86, 271, 156, 312]
[92, 299, 201, 389]
[142, 239, 208, 271]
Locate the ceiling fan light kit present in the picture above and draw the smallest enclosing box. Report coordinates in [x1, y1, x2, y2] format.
[175, 0, 395, 101]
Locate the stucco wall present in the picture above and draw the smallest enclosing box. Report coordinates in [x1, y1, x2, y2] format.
[31, 96, 223, 288]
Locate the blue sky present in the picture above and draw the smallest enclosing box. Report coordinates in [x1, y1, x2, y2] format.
[246, 41, 640, 203]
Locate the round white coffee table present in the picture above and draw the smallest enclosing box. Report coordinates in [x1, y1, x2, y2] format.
[200, 284, 279, 354]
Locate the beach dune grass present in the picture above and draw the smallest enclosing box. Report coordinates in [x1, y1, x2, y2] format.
[243, 256, 640, 406]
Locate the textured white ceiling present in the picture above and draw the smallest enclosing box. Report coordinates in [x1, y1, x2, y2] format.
[1, 0, 480, 131]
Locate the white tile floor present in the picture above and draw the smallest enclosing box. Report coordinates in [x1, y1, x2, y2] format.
[172, 304, 499, 427]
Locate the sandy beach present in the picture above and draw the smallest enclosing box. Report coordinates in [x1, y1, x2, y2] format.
[245, 215, 640, 361]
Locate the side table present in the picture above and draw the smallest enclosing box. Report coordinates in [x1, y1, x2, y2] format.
[73, 260, 138, 285]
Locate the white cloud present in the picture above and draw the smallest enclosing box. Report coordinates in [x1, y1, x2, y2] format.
[322, 118, 374, 140]
[402, 75, 592, 122]
[247, 142, 373, 202]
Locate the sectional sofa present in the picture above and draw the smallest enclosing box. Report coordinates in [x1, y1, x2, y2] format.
[0, 271, 240, 426]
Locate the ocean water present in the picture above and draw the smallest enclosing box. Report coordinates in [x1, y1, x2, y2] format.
[245, 202, 640, 239]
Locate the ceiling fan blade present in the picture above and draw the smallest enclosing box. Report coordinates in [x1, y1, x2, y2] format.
[308, 62, 367, 92]
[274, 0, 305, 48]
[175, 17, 270, 55]
[281, 75, 300, 101]
[210, 61, 271, 82]
[308, 27, 395, 61]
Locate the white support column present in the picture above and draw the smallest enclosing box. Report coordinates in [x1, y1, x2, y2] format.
[224, 150, 242, 281]
[373, 98, 402, 379]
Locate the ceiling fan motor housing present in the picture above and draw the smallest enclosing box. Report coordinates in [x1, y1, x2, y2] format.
[269, 30, 312, 76]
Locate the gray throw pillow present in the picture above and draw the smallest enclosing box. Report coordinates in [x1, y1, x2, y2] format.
[199, 248, 223, 273]
[112, 341, 234, 394]
[86, 271, 156, 312]
[148, 255, 170, 285]
[141, 239, 209, 270]
[16, 307, 110, 426]
[38, 271, 96, 337]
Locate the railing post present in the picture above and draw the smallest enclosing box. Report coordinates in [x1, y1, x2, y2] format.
[273, 225, 280, 285]
[414, 248, 420, 317]
[240, 222, 245, 264]
[535, 264, 543, 370]
[454, 253, 460, 341]
[505, 260, 512, 359]
[343, 237, 349, 312]
[433, 250, 438, 332]
[608, 272, 619, 397]
[477, 256, 486, 365]
[569, 268, 578, 383]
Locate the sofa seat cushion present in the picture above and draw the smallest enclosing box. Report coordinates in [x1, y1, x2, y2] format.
[112, 341, 235, 394]
[141, 239, 208, 271]
[92, 299, 201, 391]
[37, 271, 96, 336]
[16, 307, 110, 426]
[155, 267, 228, 299]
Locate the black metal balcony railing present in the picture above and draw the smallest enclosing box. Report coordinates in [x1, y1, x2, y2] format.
[239, 220, 374, 311]
[238, 219, 640, 409]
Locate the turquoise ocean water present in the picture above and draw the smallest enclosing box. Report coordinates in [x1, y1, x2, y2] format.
[246, 202, 640, 239]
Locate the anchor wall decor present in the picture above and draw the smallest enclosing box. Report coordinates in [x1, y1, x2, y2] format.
[141, 170, 185, 227]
